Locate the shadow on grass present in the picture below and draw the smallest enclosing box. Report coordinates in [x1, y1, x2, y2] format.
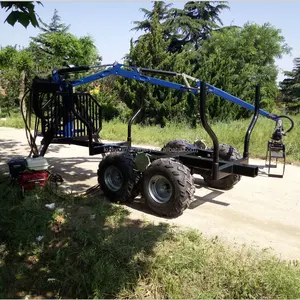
[0, 176, 170, 299]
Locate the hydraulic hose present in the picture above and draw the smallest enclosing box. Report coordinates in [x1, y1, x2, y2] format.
[275, 115, 294, 134]
[20, 88, 39, 157]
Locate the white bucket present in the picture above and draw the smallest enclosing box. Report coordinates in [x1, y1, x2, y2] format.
[26, 156, 49, 171]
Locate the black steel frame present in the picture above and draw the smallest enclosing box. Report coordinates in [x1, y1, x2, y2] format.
[94, 80, 260, 180]
[35, 80, 261, 180]
[29, 65, 265, 182]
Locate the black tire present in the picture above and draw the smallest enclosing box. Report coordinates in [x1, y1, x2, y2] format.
[141, 158, 195, 218]
[97, 152, 140, 203]
[203, 144, 242, 190]
[161, 139, 196, 152]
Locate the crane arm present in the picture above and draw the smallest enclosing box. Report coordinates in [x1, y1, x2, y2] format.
[51, 63, 286, 124]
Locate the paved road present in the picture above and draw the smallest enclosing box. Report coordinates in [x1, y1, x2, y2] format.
[1, 127, 299, 261]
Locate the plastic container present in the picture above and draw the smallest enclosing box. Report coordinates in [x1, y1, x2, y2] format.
[26, 156, 49, 171]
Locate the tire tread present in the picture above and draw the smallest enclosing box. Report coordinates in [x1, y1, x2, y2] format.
[142, 158, 195, 218]
[97, 152, 140, 203]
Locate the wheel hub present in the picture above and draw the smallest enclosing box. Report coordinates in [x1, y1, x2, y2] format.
[148, 175, 172, 204]
[104, 165, 123, 191]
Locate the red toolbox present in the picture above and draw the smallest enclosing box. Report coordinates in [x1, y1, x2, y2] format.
[19, 170, 49, 191]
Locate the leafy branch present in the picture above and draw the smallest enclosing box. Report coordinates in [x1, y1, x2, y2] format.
[0, 1, 43, 28]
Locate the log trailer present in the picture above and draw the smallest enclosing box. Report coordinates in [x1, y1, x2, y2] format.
[19, 62, 294, 217]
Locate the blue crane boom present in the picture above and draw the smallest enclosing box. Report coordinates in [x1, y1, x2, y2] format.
[52, 62, 278, 121]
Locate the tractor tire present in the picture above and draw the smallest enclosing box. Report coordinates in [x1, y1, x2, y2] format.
[141, 158, 195, 218]
[97, 152, 140, 203]
[203, 144, 242, 190]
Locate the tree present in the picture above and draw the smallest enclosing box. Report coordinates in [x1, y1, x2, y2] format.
[131, 1, 230, 54]
[0, 10, 102, 116]
[122, 1, 229, 126]
[1, 1, 42, 28]
[38, 8, 70, 33]
[191, 22, 291, 120]
[28, 10, 101, 75]
[279, 57, 300, 113]
[117, 3, 179, 127]
[0, 45, 34, 115]
[118, 19, 291, 125]
[167, 1, 230, 52]
[131, 1, 173, 40]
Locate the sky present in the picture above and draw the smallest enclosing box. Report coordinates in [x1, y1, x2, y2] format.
[1, 1, 300, 83]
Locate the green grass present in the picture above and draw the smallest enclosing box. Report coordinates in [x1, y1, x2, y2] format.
[0, 115, 26, 129]
[0, 172, 300, 299]
[100, 114, 300, 164]
[1, 113, 300, 164]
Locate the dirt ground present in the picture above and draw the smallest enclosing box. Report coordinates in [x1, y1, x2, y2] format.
[1, 127, 299, 261]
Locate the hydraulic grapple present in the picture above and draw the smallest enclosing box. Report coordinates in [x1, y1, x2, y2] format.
[266, 116, 293, 178]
